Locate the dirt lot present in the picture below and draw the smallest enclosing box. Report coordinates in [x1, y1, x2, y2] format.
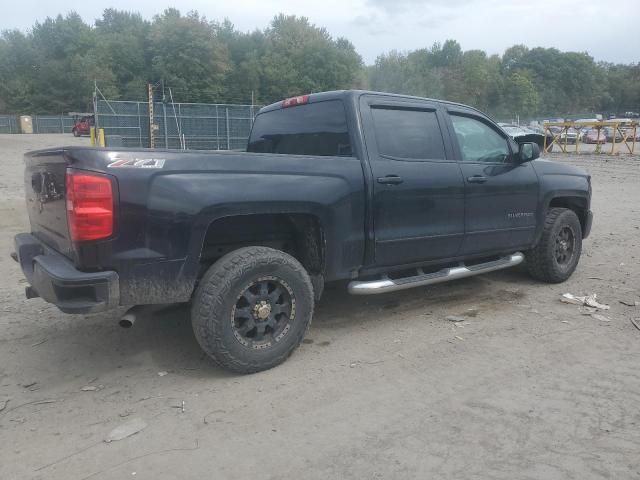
[1, 134, 639, 480]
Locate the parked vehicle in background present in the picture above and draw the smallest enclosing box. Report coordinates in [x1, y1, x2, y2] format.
[582, 128, 607, 144]
[70, 114, 94, 137]
[559, 128, 580, 144]
[498, 124, 553, 152]
[624, 128, 640, 141]
[13, 90, 593, 373]
[604, 127, 624, 142]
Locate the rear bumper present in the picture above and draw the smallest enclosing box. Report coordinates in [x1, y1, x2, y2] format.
[13, 233, 119, 314]
[583, 210, 593, 239]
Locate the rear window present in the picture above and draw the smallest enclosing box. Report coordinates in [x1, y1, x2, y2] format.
[247, 100, 352, 156]
[371, 107, 446, 160]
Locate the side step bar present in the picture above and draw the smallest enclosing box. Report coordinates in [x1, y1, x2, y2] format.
[348, 252, 524, 295]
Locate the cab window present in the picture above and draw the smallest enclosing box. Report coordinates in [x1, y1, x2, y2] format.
[371, 107, 446, 160]
[450, 115, 510, 163]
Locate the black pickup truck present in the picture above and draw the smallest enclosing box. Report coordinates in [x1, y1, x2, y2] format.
[14, 90, 593, 373]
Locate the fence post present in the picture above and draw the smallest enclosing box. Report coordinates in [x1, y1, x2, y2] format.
[162, 102, 168, 149]
[216, 105, 220, 150]
[60, 115, 64, 134]
[225, 107, 230, 150]
[177, 103, 183, 150]
[137, 102, 142, 147]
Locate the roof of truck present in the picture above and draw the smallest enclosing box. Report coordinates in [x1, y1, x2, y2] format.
[258, 90, 484, 116]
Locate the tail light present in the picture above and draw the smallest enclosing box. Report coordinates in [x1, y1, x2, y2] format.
[66, 170, 114, 241]
[281, 95, 309, 108]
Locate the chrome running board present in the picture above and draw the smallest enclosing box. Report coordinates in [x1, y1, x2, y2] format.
[348, 252, 524, 295]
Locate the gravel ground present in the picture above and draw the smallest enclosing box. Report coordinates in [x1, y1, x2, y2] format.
[1, 134, 639, 480]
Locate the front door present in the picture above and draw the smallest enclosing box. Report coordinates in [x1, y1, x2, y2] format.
[360, 97, 465, 267]
[447, 111, 539, 256]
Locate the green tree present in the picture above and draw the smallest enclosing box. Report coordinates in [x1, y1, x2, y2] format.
[1, 8, 639, 117]
[503, 71, 539, 118]
[148, 9, 230, 103]
[0, 30, 37, 112]
[259, 15, 363, 102]
[18, 13, 112, 112]
[216, 20, 266, 103]
[95, 9, 150, 100]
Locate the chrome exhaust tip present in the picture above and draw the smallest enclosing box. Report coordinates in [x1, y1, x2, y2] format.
[119, 306, 144, 328]
[119, 314, 135, 328]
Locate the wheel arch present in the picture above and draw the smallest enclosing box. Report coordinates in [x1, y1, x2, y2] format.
[198, 212, 326, 279]
[547, 196, 589, 234]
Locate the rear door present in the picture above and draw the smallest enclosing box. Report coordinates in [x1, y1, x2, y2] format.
[360, 96, 465, 267]
[445, 110, 539, 255]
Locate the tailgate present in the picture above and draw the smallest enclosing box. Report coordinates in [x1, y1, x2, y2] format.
[24, 149, 73, 258]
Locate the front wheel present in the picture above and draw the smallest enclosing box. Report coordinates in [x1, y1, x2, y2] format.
[526, 208, 582, 283]
[72, 128, 80, 137]
[191, 246, 314, 374]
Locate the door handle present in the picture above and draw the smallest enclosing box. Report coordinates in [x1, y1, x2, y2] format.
[467, 175, 487, 184]
[377, 175, 404, 185]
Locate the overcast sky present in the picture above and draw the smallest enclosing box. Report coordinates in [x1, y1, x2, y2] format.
[2, 0, 638, 65]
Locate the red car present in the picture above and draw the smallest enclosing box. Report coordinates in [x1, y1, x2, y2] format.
[583, 128, 606, 144]
[71, 114, 94, 137]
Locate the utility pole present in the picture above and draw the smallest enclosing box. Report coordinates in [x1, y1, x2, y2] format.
[148, 83, 155, 149]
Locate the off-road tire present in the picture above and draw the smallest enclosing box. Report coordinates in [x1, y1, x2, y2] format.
[72, 129, 80, 137]
[191, 246, 314, 374]
[526, 207, 582, 283]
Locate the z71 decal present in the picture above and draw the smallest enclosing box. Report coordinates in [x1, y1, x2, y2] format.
[108, 158, 166, 169]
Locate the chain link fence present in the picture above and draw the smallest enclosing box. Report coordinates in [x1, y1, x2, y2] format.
[33, 115, 76, 134]
[0, 114, 76, 134]
[0, 115, 19, 134]
[96, 100, 260, 150]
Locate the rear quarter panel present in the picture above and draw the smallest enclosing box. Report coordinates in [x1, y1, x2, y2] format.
[64, 148, 365, 304]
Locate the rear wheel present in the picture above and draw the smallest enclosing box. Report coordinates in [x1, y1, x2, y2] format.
[526, 208, 582, 283]
[191, 246, 314, 374]
[72, 128, 80, 137]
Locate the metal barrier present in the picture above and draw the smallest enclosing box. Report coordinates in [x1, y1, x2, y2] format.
[96, 100, 260, 150]
[0, 115, 75, 134]
[32, 115, 75, 134]
[544, 121, 638, 155]
[0, 115, 19, 134]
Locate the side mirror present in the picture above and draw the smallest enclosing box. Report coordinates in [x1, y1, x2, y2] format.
[518, 142, 540, 163]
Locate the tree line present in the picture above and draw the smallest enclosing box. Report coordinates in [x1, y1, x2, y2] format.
[0, 9, 638, 118]
[369, 40, 639, 119]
